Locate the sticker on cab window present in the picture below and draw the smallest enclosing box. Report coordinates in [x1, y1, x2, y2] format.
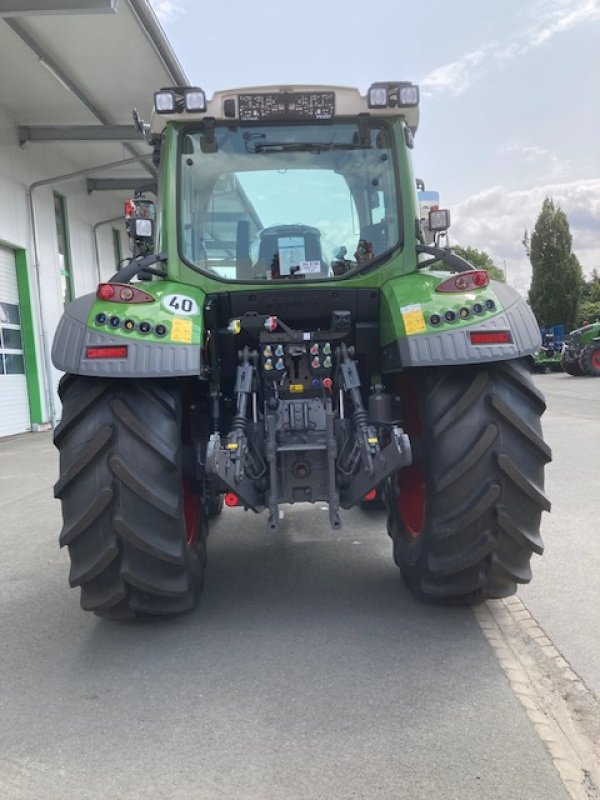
[400, 304, 427, 335]
[170, 318, 193, 343]
[298, 261, 321, 274]
[162, 294, 199, 316]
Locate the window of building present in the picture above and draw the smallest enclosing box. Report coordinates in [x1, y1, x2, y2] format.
[54, 192, 73, 305]
[0, 302, 25, 375]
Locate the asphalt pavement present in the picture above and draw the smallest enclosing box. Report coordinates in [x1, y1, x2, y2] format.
[520, 373, 600, 697]
[0, 371, 597, 800]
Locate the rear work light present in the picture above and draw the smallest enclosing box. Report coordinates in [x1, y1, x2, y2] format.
[154, 86, 206, 115]
[154, 90, 176, 113]
[85, 346, 128, 359]
[436, 271, 489, 292]
[368, 82, 419, 109]
[184, 89, 206, 112]
[96, 283, 155, 303]
[469, 331, 512, 345]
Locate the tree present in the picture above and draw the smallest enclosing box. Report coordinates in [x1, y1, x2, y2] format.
[578, 267, 600, 324]
[526, 198, 582, 331]
[453, 246, 506, 281]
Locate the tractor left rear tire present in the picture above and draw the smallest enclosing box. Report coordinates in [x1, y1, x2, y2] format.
[54, 375, 206, 619]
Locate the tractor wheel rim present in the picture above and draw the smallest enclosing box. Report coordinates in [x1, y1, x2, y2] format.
[592, 351, 600, 370]
[396, 466, 425, 537]
[395, 374, 425, 538]
[183, 480, 199, 547]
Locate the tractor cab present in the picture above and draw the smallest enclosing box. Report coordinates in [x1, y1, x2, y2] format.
[146, 83, 452, 285]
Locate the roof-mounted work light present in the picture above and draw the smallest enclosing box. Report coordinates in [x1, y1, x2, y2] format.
[368, 82, 419, 109]
[154, 90, 176, 114]
[154, 87, 207, 115]
[397, 85, 419, 107]
[184, 89, 206, 112]
[368, 86, 388, 108]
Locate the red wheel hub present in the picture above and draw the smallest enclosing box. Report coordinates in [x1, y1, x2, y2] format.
[591, 350, 600, 371]
[395, 374, 425, 538]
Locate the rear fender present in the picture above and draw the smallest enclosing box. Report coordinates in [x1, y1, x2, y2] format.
[381, 281, 542, 371]
[51, 292, 204, 378]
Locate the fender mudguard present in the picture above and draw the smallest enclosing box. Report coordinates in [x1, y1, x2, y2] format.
[381, 281, 542, 371]
[51, 294, 203, 378]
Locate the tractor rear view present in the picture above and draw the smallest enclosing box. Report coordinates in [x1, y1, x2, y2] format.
[52, 82, 551, 618]
[561, 321, 600, 376]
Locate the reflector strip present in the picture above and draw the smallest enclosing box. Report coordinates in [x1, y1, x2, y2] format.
[469, 331, 512, 345]
[85, 346, 128, 359]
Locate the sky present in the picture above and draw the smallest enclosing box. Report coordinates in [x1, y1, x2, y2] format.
[149, 0, 600, 294]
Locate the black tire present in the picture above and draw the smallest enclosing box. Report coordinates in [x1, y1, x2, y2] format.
[208, 492, 224, 517]
[561, 351, 583, 376]
[386, 359, 551, 604]
[54, 375, 206, 619]
[580, 343, 600, 377]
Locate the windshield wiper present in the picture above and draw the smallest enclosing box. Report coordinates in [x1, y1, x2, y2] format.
[248, 142, 372, 154]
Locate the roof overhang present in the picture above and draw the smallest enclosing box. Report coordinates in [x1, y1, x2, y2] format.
[0, 0, 117, 15]
[0, 0, 187, 193]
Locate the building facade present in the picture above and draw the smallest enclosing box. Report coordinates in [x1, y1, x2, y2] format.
[0, 0, 187, 436]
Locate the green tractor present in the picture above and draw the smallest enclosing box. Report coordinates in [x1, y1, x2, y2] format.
[532, 326, 564, 373]
[52, 83, 551, 619]
[561, 321, 600, 376]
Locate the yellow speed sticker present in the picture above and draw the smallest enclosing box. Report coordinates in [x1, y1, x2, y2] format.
[400, 304, 427, 335]
[170, 318, 193, 343]
[289, 383, 304, 393]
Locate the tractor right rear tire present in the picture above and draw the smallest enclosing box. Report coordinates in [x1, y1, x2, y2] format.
[386, 359, 551, 605]
[580, 343, 600, 377]
[54, 375, 206, 619]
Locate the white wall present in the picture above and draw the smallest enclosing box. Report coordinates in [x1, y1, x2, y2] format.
[0, 103, 134, 424]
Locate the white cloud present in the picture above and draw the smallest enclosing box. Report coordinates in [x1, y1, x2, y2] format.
[496, 138, 572, 182]
[149, 0, 186, 22]
[529, 0, 600, 46]
[450, 179, 600, 295]
[421, 0, 600, 95]
[420, 49, 489, 95]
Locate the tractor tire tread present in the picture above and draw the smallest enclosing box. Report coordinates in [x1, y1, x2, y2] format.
[387, 359, 550, 604]
[54, 376, 204, 618]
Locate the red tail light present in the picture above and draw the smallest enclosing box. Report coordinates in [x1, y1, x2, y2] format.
[96, 283, 154, 303]
[436, 271, 489, 292]
[224, 492, 239, 507]
[85, 346, 128, 359]
[469, 331, 512, 345]
[363, 489, 378, 502]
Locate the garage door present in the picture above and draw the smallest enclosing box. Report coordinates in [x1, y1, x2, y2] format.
[0, 245, 31, 437]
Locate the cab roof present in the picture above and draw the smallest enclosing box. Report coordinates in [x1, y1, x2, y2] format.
[149, 84, 420, 136]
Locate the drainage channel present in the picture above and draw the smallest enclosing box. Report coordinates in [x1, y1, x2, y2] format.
[474, 597, 600, 800]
